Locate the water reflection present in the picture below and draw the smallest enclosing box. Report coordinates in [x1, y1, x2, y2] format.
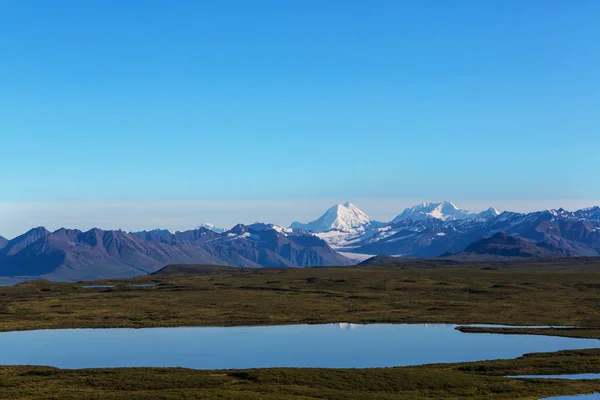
[81, 285, 115, 289]
[80, 284, 157, 289]
[0, 323, 596, 370]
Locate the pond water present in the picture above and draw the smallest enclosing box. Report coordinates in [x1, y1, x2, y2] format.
[0, 323, 597, 369]
[466, 324, 577, 329]
[81, 285, 115, 289]
[540, 395, 600, 400]
[80, 284, 157, 289]
[509, 373, 600, 380]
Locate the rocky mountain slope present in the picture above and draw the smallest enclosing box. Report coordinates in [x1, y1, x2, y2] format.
[2, 201, 599, 283]
[296, 202, 600, 258]
[452, 232, 579, 258]
[391, 201, 475, 222]
[0, 225, 350, 282]
[354, 209, 600, 257]
[0, 235, 8, 250]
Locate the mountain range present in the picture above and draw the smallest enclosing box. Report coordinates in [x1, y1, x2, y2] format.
[292, 201, 600, 258]
[0, 224, 349, 282]
[1, 200, 599, 283]
[451, 232, 580, 259]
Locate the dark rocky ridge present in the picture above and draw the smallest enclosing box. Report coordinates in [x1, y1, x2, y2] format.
[456, 232, 579, 258]
[352, 209, 600, 257]
[0, 225, 350, 282]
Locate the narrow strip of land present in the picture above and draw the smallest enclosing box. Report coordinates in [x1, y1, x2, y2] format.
[0, 349, 598, 399]
[458, 326, 600, 339]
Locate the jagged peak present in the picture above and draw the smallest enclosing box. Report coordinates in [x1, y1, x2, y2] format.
[478, 207, 500, 217]
[144, 228, 172, 234]
[393, 201, 472, 223]
[229, 224, 249, 235]
[53, 227, 83, 235]
[290, 202, 371, 233]
[198, 223, 226, 233]
[6, 226, 50, 244]
[25, 226, 51, 235]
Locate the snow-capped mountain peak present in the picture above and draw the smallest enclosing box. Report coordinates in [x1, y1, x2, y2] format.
[477, 207, 500, 218]
[392, 201, 474, 223]
[248, 222, 294, 235]
[198, 223, 226, 233]
[574, 206, 600, 222]
[290, 202, 371, 233]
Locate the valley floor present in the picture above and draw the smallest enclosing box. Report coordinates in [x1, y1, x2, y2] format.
[0, 259, 599, 399]
[1, 258, 600, 332]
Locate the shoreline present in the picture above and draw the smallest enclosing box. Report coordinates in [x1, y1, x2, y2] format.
[1, 322, 600, 341]
[0, 349, 598, 399]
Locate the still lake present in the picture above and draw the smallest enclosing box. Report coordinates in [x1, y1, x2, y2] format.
[0, 323, 597, 369]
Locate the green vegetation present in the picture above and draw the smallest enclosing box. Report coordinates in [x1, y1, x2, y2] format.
[0, 349, 598, 399]
[458, 326, 600, 339]
[1, 260, 599, 398]
[1, 259, 600, 332]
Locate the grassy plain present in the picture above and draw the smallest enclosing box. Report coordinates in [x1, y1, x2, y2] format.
[0, 258, 599, 332]
[1, 259, 599, 399]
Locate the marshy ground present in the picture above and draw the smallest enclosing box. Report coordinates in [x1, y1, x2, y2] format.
[0, 258, 599, 399]
[1, 258, 599, 332]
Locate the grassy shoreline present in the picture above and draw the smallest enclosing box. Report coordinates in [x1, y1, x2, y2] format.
[1, 261, 600, 398]
[457, 326, 600, 339]
[0, 349, 598, 399]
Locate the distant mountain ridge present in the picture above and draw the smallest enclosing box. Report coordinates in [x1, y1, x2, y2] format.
[291, 201, 600, 258]
[454, 232, 579, 258]
[2, 201, 599, 284]
[350, 207, 600, 258]
[0, 225, 350, 282]
[573, 206, 600, 222]
[391, 201, 475, 222]
[198, 223, 226, 233]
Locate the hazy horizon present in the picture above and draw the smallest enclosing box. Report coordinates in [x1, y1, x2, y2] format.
[2, 1, 599, 239]
[2, 198, 599, 239]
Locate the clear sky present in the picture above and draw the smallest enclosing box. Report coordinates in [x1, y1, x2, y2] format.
[1, 0, 599, 237]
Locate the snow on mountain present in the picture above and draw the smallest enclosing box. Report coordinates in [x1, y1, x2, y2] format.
[350, 203, 600, 258]
[476, 207, 501, 219]
[290, 202, 372, 233]
[198, 223, 226, 233]
[392, 201, 474, 223]
[316, 226, 376, 248]
[574, 206, 600, 222]
[248, 222, 294, 235]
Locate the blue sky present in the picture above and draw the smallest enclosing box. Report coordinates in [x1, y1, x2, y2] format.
[1, 0, 599, 237]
